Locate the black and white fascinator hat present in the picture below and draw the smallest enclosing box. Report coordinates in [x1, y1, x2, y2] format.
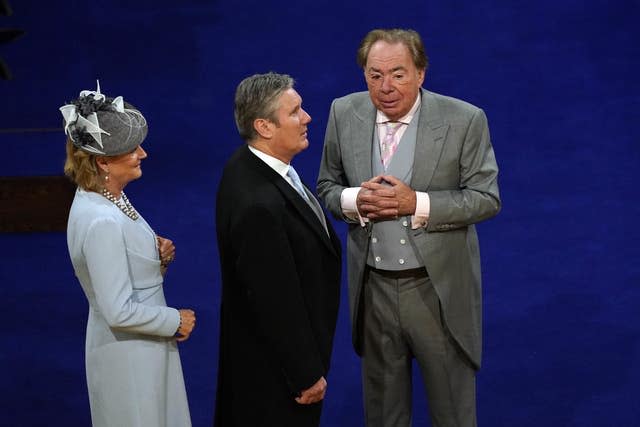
[60, 81, 148, 156]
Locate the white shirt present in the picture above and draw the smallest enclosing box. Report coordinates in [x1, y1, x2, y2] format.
[340, 94, 430, 229]
[248, 145, 301, 192]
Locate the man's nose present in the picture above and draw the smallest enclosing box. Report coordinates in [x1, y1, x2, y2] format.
[381, 75, 394, 93]
[302, 108, 312, 124]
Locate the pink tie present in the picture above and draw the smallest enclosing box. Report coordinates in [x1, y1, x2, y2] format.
[380, 121, 403, 169]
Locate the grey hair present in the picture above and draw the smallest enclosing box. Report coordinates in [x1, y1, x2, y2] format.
[234, 72, 295, 142]
[357, 28, 429, 71]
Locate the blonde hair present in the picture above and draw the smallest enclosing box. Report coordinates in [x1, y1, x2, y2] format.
[64, 140, 104, 191]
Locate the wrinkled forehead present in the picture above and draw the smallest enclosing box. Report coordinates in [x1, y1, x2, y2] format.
[366, 41, 414, 69]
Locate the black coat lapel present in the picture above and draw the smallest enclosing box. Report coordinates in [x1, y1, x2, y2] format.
[242, 147, 339, 257]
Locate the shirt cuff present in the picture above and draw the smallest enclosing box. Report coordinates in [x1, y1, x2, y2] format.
[341, 187, 368, 227]
[411, 191, 430, 229]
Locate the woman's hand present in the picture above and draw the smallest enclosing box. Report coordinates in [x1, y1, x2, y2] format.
[157, 236, 176, 267]
[176, 309, 196, 342]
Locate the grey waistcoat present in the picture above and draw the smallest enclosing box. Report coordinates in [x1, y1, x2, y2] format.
[366, 116, 424, 271]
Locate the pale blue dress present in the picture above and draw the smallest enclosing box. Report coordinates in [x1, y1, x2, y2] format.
[67, 189, 191, 427]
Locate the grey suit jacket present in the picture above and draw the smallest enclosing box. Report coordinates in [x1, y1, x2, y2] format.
[317, 88, 501, 369]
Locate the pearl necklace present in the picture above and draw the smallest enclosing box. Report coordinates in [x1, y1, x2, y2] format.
[101, 188, 139, 220]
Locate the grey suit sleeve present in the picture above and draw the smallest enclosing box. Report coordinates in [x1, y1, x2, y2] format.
[317, 99, 356, 223]
[427, 108, 501, 231]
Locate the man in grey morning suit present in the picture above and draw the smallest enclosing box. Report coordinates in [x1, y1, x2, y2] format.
[317, 29, 501, 427]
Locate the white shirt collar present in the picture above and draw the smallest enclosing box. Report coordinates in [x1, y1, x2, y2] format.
[247, 145, 291, 178]
[375, 92, 421, 125]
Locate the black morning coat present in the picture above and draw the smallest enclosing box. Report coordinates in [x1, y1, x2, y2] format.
[214, 145, 342, 427]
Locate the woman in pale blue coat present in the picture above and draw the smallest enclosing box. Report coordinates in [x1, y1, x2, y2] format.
[62, 83, 196, 427]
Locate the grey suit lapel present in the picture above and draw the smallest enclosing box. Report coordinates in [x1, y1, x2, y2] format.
[350, 95, 377, 184]
[410, 89, 449, 191]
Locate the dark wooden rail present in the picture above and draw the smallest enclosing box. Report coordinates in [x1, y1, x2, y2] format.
[0, 176, 75, 232]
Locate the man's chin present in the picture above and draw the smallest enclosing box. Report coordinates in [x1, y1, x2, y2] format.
[379, 104, 402, 119]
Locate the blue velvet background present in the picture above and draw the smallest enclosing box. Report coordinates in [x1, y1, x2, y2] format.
[1, 1, 639, 426]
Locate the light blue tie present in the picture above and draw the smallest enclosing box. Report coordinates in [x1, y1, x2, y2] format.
[287, 165, 310, 202]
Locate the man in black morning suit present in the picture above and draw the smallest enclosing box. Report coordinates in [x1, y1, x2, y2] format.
[214, 72, 341, 427]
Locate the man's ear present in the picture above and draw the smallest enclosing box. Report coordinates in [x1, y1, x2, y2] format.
[417, 68, 426, 86]
[253, 118, 274, 140]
